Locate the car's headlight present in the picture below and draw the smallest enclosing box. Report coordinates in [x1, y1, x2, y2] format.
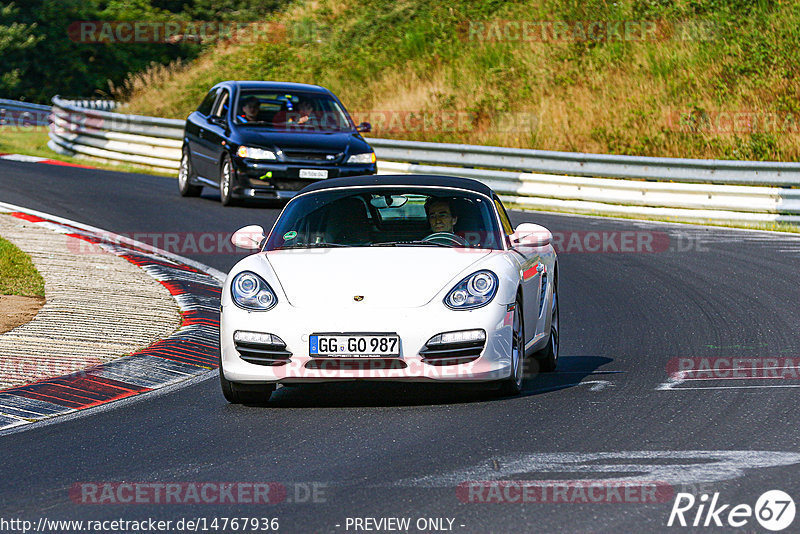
[231, 271, 278, 311]
[444, 270, 498, 310]
[347, 152, 376, 164]
[236, 146, 277, 160]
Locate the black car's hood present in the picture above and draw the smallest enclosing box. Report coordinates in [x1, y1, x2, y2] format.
[232, 128, 371, 154]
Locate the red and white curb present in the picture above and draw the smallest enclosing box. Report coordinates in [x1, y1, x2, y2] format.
[0, 153, 96, 169]
[0, 202, 225, 432]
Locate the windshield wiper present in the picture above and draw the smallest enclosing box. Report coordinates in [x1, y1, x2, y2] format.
[370, 240, 453, 248]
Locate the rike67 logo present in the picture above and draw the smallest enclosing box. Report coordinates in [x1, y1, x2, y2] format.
[668, 490, 795, 531]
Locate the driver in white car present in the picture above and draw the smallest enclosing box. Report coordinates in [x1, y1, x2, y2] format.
[423, 197, 470, 247]
[425, 198, 459, 233]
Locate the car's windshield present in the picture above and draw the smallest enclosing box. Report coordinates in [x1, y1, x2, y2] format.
[264, 188, 505, 251]
[234, 90, 354, 132]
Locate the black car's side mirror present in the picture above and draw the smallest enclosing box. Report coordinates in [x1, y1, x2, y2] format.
[356, 122, 371, 133]
[207, 116, 226, 127]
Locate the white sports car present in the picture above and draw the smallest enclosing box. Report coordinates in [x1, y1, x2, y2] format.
[219, 174, 559, 403]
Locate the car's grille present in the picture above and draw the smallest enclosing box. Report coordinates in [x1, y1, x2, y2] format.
[304, 359, 407, 371]
[248, 178, 313, 190]
[283, 150, 344, 164]
[282, 150, 342, 163]
[539, 273, 548, 316]
[419, 340, 484, 366]
[235, 341, 292, 366]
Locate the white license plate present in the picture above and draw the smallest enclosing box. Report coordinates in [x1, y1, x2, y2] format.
[299, 169, 328, 179]
[310, 334, 400, 357]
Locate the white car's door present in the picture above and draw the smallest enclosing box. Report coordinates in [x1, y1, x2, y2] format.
[493, 198, 543, 347]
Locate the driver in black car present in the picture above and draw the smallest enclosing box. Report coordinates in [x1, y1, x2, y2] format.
[424, 198, 469, 246]
[238, 96, 260, 122]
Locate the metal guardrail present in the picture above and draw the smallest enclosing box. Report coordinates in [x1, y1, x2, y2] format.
[0, 99, 51, 128]
[48, 96, 184, 173]
[369, 138, 800, 187]
[12, 97, 798, 225]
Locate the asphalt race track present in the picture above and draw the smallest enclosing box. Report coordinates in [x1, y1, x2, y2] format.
[2, 159, 800, 532]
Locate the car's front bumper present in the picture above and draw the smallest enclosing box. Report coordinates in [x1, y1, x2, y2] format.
[230, 158, 377, 198]
[220, 301, 515, 384]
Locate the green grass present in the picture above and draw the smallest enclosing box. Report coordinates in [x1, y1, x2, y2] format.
[0, 129, 52, 157]
[0, 236, 45, 297]
[0, 128, 175, 177]
[115, 0, 800, 161]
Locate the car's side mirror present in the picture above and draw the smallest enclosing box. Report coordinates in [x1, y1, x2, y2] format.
[512, 223, 552, 247]
[231, 225, 266, 250]
[208, 116, 226, 127]
[356, 122, 371, 133]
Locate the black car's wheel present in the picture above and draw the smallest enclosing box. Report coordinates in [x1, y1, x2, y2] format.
[534, 283, 559, 372]
[178, 148, 202, 197]
[219, 155, 237, 206]
[498, 295, 525, 396]
[219, 369, 275, 404]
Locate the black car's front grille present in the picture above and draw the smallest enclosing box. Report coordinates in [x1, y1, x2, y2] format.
[282, 150, 342, 163]
[248, 178, 317, 189]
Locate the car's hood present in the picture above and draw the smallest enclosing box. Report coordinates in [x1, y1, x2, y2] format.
[265, 248, 493, 308]
[233, 129, 369, 154]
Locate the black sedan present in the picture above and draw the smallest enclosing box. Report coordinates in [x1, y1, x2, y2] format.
[178, 81, 377, 205]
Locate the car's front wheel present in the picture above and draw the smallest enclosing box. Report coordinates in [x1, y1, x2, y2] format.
[497, 295, 525, 396]
[178, 148, 202, 197]
[219, 369, 275, 404]
[534, 283, 559, 372]
[219, 155, 237, 206]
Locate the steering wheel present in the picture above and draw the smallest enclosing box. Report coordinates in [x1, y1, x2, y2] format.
[422, 232, 469, 247]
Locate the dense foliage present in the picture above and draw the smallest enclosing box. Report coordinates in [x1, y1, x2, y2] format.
[0, 0, 287, 103]
[118, 0, 800, 160]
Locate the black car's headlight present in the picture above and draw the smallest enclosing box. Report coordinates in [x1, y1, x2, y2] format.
[231, 271, 278, 311]
[444, 270, 498, 310]
[236, 146, 277, 160]
[346, 152, 376, 164]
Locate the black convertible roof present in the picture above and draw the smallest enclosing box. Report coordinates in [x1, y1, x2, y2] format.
[299, 174, 496, 197]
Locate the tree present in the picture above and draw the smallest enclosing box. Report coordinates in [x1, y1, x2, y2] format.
[0, 3, 42, 96]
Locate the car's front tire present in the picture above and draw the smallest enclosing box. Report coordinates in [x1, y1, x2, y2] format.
[178, 148, 203, 197]
[219, 369, 275, 404]
[219, 155, 237, 206]
[533, 283, 559, 372]
[497, 295, 525, 396]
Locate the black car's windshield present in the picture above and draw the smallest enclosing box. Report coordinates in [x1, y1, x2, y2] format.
[234, 90, 354, 132]
[264, 188, 505, 251]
